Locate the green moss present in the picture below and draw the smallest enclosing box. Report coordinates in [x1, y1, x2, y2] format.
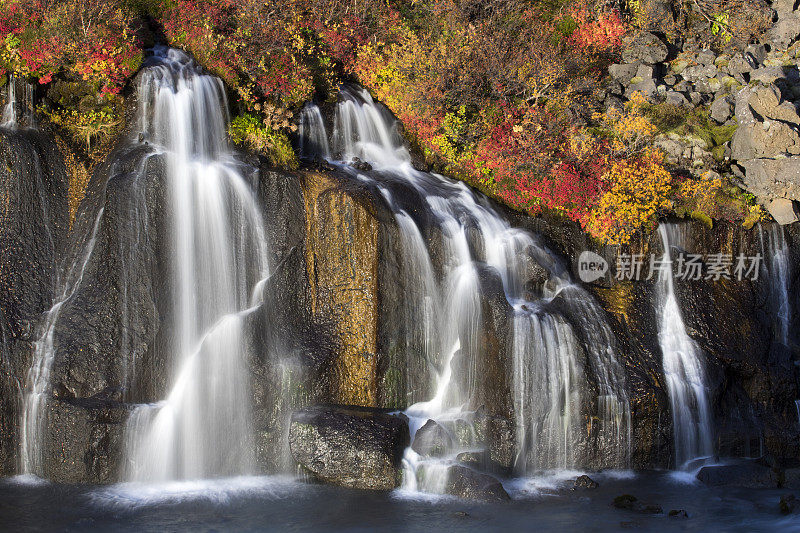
[690, 210, 713, 228]
[229, 113, 298, 169]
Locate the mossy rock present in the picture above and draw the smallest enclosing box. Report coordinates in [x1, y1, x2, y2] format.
[690, 210, 713, 228]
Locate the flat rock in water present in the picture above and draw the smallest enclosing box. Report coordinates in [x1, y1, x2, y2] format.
[443, 465, 511, 502]
[289, 405, 410, 490]
[696, 462, 780, 488]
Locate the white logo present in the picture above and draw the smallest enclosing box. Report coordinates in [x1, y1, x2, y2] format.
[578, 251, 608, 283]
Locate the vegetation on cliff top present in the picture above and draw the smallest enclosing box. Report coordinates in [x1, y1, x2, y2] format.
[0, 0, 768, 244]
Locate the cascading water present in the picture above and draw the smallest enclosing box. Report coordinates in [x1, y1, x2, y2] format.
[299, 87, 631, 494]
[760, 224, 791, 345]
[655, 223, 713, 469]
[122, 47, 270, 482]
[20, 211, 104, 475]
[1, 75, 16, 129]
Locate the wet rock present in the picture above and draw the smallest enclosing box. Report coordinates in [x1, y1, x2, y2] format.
[668, 509, 689, 518]
[412, 419, 454, 457]
[442, 465, 510, 501]
[696, 461, 780, 488]
[780, 494, 799, 514]
[783, 468, 800, 489]
[350, 157, 372, 171]
[612, 494, 662, 514]
[288, 405, 410, 490]
[573, 474, 599, 489]
[613, 494, 639, 510]
[622, 32, 668, 64]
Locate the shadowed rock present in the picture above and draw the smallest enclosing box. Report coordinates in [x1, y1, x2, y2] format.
[288, 405, 409, 490]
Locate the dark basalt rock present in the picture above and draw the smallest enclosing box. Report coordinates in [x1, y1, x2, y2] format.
[668, 509, 689, 519]
[779, 494, 799, 514]
[0, 127, 69, 475]
[440, 465, 510, 502]
[612, 494, 662, 514]
[573, 474, 599, 489]
[696, 461, 780, 488]
[412, 419, 453, 458]
[288, 405, 410, 490]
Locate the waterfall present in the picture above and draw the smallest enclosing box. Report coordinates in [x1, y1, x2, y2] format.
[1, 75, 16, 129]
[656, 223, 713, 469]
[20, 211, 104, 475]
[760, 224, 791, 345]
[300, 87, 631, 493]
[122, 47, 270, 482]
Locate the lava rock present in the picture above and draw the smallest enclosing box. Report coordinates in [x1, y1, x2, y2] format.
[780, 494, 799, 514]
[442, 465, 510, 501]
[622, 32, 668, 64]
[288, 405, 410, 490]
[412, 419, 454, 457]
[696, 462, 780, 488]
[710, 96, 733, 124]
[573, 474, 599, 489]
[613, 494, 662, 514]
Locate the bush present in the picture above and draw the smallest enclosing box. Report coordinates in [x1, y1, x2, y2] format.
[229, 113, 298, 169]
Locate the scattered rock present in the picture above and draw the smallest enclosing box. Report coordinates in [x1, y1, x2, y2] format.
[665, 91, 690, 107]
[766, 198, 800, 225]
[768, 16, 800, 51]
[696, 462, 780, 488]
[573, 474, 599, 489]
[780, 494, 799, 514]
[350, 157, 372, 171]
[613, 494, 639, 510]
[609, 63, 640, 84]
[288, 405, 410, 490]
[442, 465, 511, 502]
[783, 468, 800, 489]
[412, 419, 454, 457]
[613, 494, 663, 514]
[622, 32, 669, 64]
[710, 96, 733, 123]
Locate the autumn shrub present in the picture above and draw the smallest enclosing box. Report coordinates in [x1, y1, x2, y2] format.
[229, 113, 298, 169]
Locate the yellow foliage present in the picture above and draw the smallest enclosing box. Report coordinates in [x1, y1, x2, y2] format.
[588, 149, 672, 245]
[593, 92, 657, 157]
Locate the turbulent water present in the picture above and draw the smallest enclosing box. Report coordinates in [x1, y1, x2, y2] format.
[299, 87, 631, 493]
[1, 75, 16, 129]
[122, 47, 270, 482]
[760, 224, 792, 345]
[655, 224, 713, 469]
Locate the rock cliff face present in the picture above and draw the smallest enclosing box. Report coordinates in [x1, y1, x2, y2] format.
[0, 127, 69, 474]
[1, 45, 799, 484]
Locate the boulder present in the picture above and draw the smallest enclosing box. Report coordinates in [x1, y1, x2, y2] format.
[573, 474, 599, 489]
[731, 86, 800, 161]
[710, 96, 733, 123]
[442, 465, 510, 501]
[288, 405, 410, 490]
[750, 66, 786, 85]
[740, 159, 800, 202]
[668, 509, 689, 518]
[412, 419, 454, 457]
[726, 54, 757, 78]
[682, 64, 717, 82]
[696, 462, 780, 488]
[609, 63, 640, 84]
[766, 198, 800, 225]
[612, 494, 662, 513]
[665, 91, 690, 108]
[768, 15, 800, 50]
[784, 468, 800, 489]
[745, 84, 800, 125]
[780, 494, 799, 514]
[622, 32, 668, 64]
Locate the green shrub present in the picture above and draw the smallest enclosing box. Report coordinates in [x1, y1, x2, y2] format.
[229, 113, 298, 169]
